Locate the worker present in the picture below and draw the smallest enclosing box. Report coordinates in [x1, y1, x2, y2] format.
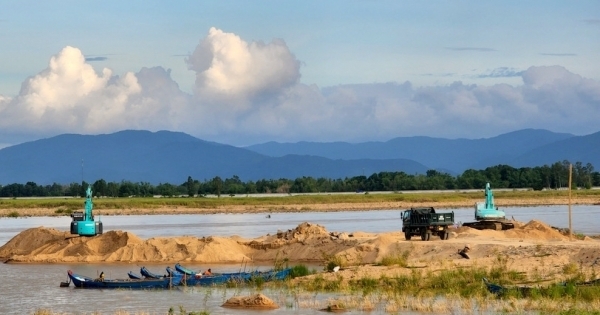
[95, 271, 105, 281]
[203, 268, 212, 276]
[458, 244, 471, 259]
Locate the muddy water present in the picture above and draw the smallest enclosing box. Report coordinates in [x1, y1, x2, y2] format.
[0, 205, 598, 314]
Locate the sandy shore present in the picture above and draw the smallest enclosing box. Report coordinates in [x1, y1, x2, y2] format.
[2, 220, 599, 288]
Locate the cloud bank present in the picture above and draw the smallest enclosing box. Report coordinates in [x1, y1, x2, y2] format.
[0, 28, 598, 147]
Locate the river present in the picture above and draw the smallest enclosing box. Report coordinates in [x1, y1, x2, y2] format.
[0, 205, 598, 315]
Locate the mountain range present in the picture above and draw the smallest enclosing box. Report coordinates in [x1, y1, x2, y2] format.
[0, 129, 597, 185]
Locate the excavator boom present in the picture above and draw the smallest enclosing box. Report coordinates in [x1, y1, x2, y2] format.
[70, 185, 103, 236]
[463, 183, 514, 230]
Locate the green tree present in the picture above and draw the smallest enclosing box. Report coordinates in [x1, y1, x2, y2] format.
[106, 182, 120, 197]
[119, 181, 138, 197]
[185, 176, 196, 197]
[93, 179, 108, 197]
[211, 176, 223, 197]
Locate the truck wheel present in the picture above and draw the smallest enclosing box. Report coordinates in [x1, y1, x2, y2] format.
[420, 228, 427, 241]
[442, 231, 449, 240]
[424, 232, 431, 241]
[404, 231, 411, 240]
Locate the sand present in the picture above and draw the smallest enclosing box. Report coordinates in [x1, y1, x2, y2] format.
[1, 219, 599, 286]
[222, 293, 278, 309]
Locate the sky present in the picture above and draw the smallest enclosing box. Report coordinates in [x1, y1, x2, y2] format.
[0, 1, 599, 148]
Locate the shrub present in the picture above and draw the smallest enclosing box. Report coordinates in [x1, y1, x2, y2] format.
[563, 263, 578, 275]
[290, 264, 310, 278]
[379, 250, 409, 267]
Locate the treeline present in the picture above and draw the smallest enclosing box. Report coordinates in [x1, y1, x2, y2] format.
[0, 160, 598, 198]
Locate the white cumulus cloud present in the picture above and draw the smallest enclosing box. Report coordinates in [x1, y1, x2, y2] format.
[186, 27, 301, 102]
[0, 46, 190, 135]
[0, 30, 599, 147]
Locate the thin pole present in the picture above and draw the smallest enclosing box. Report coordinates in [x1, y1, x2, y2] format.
[568, 164, 572, 240]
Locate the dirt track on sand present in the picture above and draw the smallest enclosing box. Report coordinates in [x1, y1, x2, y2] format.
[1, 220, 599, 285]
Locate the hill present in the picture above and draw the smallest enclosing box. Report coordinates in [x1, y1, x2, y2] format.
[246, 129, 578, 173]
[0, 130, 428, 185]
[511, 131, 600, 168]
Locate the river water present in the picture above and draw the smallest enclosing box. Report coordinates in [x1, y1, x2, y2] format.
[0, 205, 599, 315]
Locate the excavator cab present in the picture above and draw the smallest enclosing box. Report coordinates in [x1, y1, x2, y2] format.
[70, 186, 103, 236]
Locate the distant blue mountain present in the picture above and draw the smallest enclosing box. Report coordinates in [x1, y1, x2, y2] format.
[0, 130, 429, 185]
[246, 129, 578, 173]
[510, 131, 600, 168]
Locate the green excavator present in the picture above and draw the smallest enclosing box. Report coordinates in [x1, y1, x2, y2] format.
[70, 185, 103, 236]
[462, 183, 515, 230]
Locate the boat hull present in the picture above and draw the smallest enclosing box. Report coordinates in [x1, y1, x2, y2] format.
[173, 263, 290, 286]
[67, 270, 181, 289]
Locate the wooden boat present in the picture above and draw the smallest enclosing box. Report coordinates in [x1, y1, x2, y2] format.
[483, 277, 505, 295]
[174, 263, 290, 286]
[483, 277, 533, 296]
[140, 266, 167, 279]
[128, 271, 142, 280]
[250, 268, 291, 281]
[67, 270, 182, 289]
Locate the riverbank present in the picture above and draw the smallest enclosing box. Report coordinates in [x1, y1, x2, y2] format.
[4, 214, 600, 314]
[1, 193, 599, 217]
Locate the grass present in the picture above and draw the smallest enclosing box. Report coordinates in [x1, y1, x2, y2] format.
[30, 261, 600, 314]
[378, 250, 409, 267]
[1, 188, 598, 211]
[277, 255, 600, 311]
[289, 264, 311, 278]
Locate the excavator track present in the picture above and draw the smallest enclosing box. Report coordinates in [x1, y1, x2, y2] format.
[463, 220, 514, 231]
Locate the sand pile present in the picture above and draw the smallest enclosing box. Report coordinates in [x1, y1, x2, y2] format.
[245, 222, 351, 249]
[0, 227, 68, 257]
[454, 219, 569, 241]
[0, 220, 596, 265]
[0, 227, 251, 263]
[222, 293, 278, 309]
[246, 222, 359, 262]
[503, 219, 569, 241]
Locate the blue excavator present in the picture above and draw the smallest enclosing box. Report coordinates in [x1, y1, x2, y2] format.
[462, 183, 515, 230]
[70, 185, 103, 236]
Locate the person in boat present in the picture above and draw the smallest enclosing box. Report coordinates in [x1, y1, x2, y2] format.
[95, 271, 105, 281]
[203, 268, 212, 275]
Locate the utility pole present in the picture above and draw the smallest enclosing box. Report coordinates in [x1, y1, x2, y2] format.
[568, 163, 572, 240]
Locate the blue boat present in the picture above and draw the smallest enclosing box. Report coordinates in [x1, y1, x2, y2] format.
[483, 278, 505, 295]
[67, 270, 182, 289]
[140, 266, 168, 279]
[483, 278, 534, 296]
[127, 271, 142, 280]
[165, 266, 226, 286]
[250, 268, 291, 281]
[175, 263, 250, 284]
[174, 263, 290, 286]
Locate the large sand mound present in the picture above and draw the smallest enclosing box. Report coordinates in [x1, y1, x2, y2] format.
[0, 220, 595, 266]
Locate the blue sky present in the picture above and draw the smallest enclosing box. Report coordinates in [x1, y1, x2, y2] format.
[0, 1, 599, 148]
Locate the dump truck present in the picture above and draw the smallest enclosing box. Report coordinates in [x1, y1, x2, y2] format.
[401, 207, 454, 241]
